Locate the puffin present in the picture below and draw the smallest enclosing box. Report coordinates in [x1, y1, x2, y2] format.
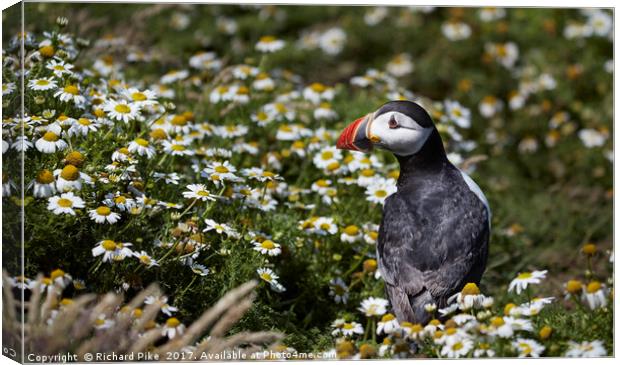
[336, 100, 490, 324]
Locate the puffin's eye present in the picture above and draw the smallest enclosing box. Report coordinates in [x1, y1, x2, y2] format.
[388, 116, 399, 129]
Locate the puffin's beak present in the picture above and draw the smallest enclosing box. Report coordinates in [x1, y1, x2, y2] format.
[336, 113, 375, 152]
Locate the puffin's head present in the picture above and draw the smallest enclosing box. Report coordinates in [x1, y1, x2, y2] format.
[336, 100, 435, 157]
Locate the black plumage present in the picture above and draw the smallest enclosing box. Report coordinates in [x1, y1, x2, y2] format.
[375, 106, 490, 325]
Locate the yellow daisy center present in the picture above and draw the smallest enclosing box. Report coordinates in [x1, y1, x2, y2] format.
[64, 85, 78, 95]
[259, 35, 276, 43]
[42, 131, 59, 142]
[135, 138, 149, 147]
[261, 240, 276, 249]
[131, 92, 147, 101]
[36, 170, 54, 184]
[56, 198, 73, 208]
[215, 165, 229, 173]
[95, 206, 111, 216]
[374, 190, 387, 198]
[343, 225, 359, 236]
[166, 317, 180, 327]
[114, 104, 131, 114]
[60, 165, 80, 181]
[50, 269, 65, 280]
[101, 240, 117, 251]
[517, 272, 532, 280]
[586, 281, 601, 293]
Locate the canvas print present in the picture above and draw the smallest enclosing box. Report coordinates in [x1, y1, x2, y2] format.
[1, 2, 613, 362]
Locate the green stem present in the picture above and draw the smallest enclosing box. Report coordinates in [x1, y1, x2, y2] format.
[179, 276, 198, 296]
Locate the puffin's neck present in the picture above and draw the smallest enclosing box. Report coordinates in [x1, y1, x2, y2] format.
[395, 128, 449, 188]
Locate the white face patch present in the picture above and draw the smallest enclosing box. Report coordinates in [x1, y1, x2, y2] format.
[368, 111, 433, 156]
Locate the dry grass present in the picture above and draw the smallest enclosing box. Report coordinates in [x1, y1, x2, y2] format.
[2, 271, 282, 361]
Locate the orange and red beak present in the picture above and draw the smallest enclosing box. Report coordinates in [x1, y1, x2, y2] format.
[336, 114, 374, 152]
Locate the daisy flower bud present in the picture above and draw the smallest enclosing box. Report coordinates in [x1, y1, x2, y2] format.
[582, 243, 597, 256]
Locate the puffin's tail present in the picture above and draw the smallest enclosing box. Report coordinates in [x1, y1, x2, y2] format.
[385, 284, 433, 325]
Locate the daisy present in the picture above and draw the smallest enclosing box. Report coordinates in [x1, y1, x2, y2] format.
[252, 72, 275, 91]
[478, 96, 503, 118]
[203, 219, 239, 238]
[486, 316, 515, 338]
[2, 82, 16, 95]
[54, 84, 86, 105]
[189, 51, 222, 70]
[359, 297, 389, 317]
[35, 130, 68, 153]
[582, 281, 608, 309]
[12, 136, 34, 153]
[32, 169, 56, 198]
[162, 140, 194, 156]
[134, 250, 159, 268]
[162, 317, 185, 339]
[578, 128, 607, 148]
[512, 338, 545, 357]
[340, 321, 364, 337]
[444, 100, 471, 128]
[257, 268, 285, 292]
[145, 296, 178, 316]
[68, 117, 99, 137]
[448, 282, 486, 310]
[441, 337, 473, 358]
[485, 42, 520, 69]
[565, 340, 607, 357]
[242, 167, 283, 182]
[255, 35, 285, 53]
[47, 192, 85, 215]
[479, 7, 506, 22]
[93, 315, 115, 330]
[340, 225, 363, 243]
[209, 85, 233, 103]
[92, 240, 134, 262]
[313, 146, 342, 170]
[183, 184, 216, 202]
[508, 270, 547, 294]
[312, 217, 338, 235]
[28, 77, 57, 91]
[121, 87, 158, 106]
[264, 102, 296, 121]
[111, 147, 132, 162]
[376, 314, 400, 335]
[303, 83, 335, 105]
[473, 342, 496, 358]
[253, 239, 282, 256]
[318, 27, 347, 55]
[314, 102, 338, 120]
[386, 53, 414, 77]
[366, 179, 397, 205]
[104, 99, 141, 123]
[329, 278, 349, 304]
[46, 59, 74, 77]
[128, 138, 155, 158]
[213, 124, 248, 138]
[441, 21, 472, 41]
[88, 206, 121, 224]
[190, 263, 210, 276]
[50, 268, 72, 288]
[202, 160, 240, 183]
[54, 164, 91, 192]
[160, 69, 189, 84]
